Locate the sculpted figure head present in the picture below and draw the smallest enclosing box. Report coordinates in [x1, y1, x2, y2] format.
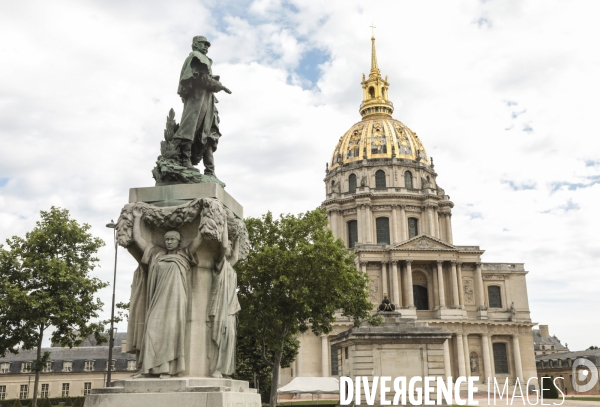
[192, 36, 211, 55]
[164, 230, 181, 251]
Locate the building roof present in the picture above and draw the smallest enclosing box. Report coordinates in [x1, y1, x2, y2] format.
[0, 332, 135, 374]
[536, 349, 600, 366]
[532, 329, 569, 351]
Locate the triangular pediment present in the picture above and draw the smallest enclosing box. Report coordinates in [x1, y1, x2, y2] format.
[393, 235, 456, 251]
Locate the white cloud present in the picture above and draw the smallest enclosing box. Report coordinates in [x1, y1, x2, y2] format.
[1, 0, 599, 350]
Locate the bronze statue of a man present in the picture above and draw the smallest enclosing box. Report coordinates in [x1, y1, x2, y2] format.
[174, 36, 232, 174]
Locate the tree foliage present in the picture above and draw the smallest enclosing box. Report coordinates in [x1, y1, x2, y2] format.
[0, 207, 107, 407]
[235, 208, 376, 407]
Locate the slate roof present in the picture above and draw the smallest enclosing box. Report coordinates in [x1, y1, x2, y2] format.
[0, 332, 135, 374]
[532, 329, 569, 351]
[536, 349, 600, 367]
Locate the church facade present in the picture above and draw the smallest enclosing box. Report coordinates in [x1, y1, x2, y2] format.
[279, 35, 538, 390]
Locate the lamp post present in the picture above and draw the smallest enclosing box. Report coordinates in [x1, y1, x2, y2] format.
[105, 220, 118, 387]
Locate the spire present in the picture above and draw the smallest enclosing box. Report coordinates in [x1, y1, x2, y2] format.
[370, 34, 380, 77]
[360, 27, 393, 119]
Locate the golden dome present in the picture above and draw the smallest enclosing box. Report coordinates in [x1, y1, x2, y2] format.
[329, 34, 430, 170]
[329, 117, 430, 170]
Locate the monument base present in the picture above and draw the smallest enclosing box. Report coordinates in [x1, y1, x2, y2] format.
[85, 377, 261, 407]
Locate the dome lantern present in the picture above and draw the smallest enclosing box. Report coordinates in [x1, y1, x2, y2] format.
[360, 34, 393, 119]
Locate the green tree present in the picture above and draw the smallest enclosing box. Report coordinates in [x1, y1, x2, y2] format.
[0, 207, 107, 407]
[235, 209, 377, 407]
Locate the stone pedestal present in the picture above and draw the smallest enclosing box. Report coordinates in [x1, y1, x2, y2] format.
[85, 377, 261, 407]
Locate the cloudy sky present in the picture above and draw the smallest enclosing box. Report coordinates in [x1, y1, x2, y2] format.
[1, 0, 598, 351]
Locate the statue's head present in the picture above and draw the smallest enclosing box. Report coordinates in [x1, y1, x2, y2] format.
[164, 230, 181, 251]
[192, 36, 211, 55]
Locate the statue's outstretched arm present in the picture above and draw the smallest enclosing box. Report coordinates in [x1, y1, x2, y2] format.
[132, 208, 148, 254]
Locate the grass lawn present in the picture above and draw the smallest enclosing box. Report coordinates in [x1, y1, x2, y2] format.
[566, 397, 600, 402]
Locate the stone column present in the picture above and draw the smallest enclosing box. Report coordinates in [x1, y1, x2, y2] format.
[457, 262, 464, 307]
[446, 213, 454, 244]
[488, 335, 495, 377]
[475, 262, 485, 309]
[405, 260, 414, 307]
[365, 204, 372, 243]
[391, 205, 399, 244]
[381, 262, 388, 300]
[432, 265, 439, 308]
[456, 334, 466, 377]
[437, 260, 446, 307]
[391, 261, 401, 306]
[360, 261, 367, 274]
[481, 334, 492, 383]
[438, 213, 446, 242]
[512, 334, 523, 382]
[450, 261, 460, 307]
[399, 205, 407, 241]
[434, 209, 440, 238]
[428, 205, 435, 236]
[463, 334, 471, 376]
[443, 339, 452, 379]
[337, 210, 344, 245]
[357, 205, 364, 243]
[321, 335, 329, 377]
[330, 210, 338, 240]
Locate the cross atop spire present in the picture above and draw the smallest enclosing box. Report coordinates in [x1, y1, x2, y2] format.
[360, 30, 393, 119]
[370, 23, 376, 38]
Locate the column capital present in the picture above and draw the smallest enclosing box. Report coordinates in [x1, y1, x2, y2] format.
[360, 261, 368, 267]
[450, 260, 457, 265]
[475, 262, 482, 267]
[436, 260, 444, 266]
[512, 333, 520, 338]
[405, 259, 413, 265]
[457, 261, 463, 267]
[399, 204, 407, 209]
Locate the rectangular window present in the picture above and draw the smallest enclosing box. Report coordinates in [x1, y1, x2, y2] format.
[84, 382, 92, 395]
[0, 362, 9, 373]
[106, 360, 116, 371]
[63, 361, 72, 372]
[330, 344, 339, 376]
[85, 360, 94, 371]
[41, 384, 49, 398]
[347, 220, 358, 249]
[408, 218, 419, 238]
[19, 384, 29, 400]
[493, 342, 509, 374]
[42, 361, 52, 372]
[344, 347, 349, 360]
[21, 362, 32, 373]
[127, 360, 137, 371]
[62, 383, 70, 397]
[376, 217, 390, 244]
[0, 385, 6, 400]
[488, 286, 502, 308]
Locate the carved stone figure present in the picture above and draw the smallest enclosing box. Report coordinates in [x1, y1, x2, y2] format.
[470, 355, 479, 373]
[509, 301, 517, 321]
[116, 197, 249, 379]
[378, 293, 396, 312]
[130, 207, 202, 377]
[208, 214, 246, 378]
[152, 36, 231, 187]
[360, 174, 367, 187]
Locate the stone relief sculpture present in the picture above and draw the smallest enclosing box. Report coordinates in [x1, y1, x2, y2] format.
[116, 198, 248, 379]
[152, 36, 231, 187]
[360, 174, 367, 187]
[463, 279, 475, 304]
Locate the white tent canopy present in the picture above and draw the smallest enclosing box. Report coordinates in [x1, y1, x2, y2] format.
[277, 377, 340, 394]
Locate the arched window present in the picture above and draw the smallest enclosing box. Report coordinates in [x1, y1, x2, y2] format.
[375, 170, 386, 188]
[469, 352, 480, 373]
[404, 171, 413, 189]
[375, 217, 390, 244]
[493, 343, 509, 374]
[488, 286, 502, 308]
[413, 285, 429, 310]
[408, 218, 419, 238]
[349, 174, 357, 193]
[369, 87, 375, 99]
[347, 220, 358, 249]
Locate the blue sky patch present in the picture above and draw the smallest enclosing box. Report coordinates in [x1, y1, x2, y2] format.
[295, 47, 330, 88]
[0, 178, 9, 187]
[502, 179, 536, 191]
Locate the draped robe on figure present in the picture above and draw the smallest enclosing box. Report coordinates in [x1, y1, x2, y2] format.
[208, 255, 241, 375]
[127, 244, 196, 375]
